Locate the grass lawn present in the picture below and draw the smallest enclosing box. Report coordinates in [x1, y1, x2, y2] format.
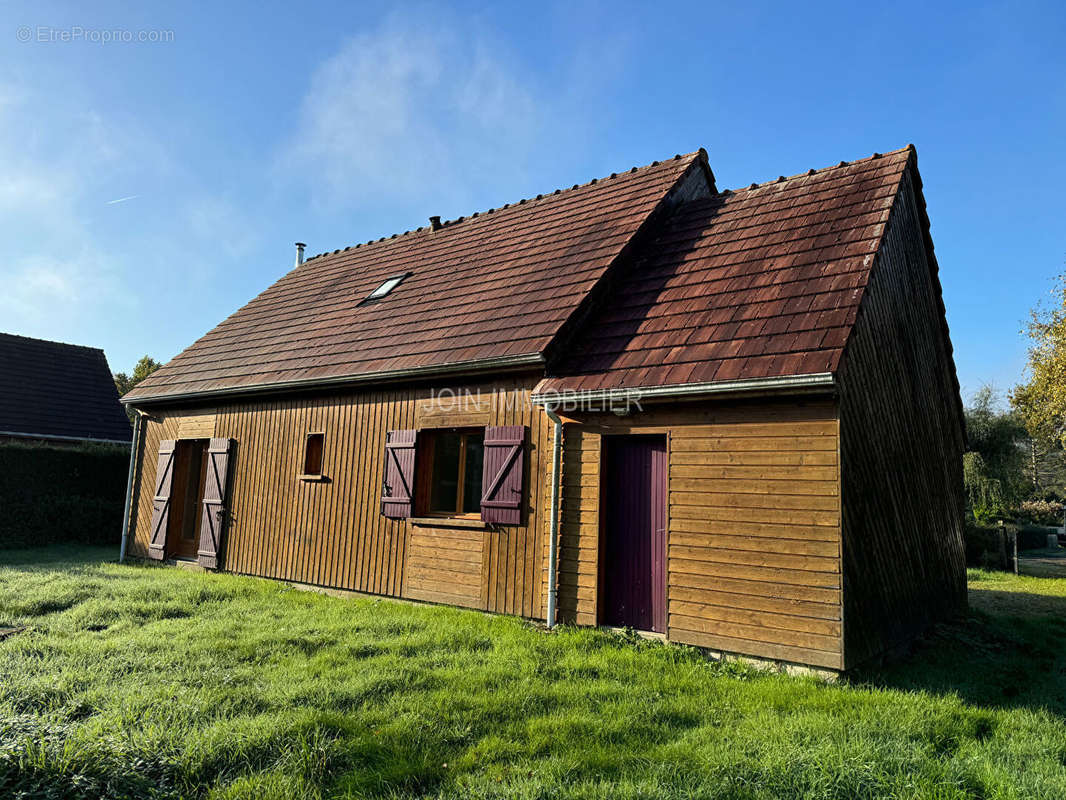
[1, 548, 1066, 799]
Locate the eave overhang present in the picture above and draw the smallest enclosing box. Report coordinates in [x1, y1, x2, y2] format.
[122, 353, 545, 407]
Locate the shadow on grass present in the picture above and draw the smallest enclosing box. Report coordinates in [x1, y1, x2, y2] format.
[0, 544, 117, 568]
[854, 588, 1066, 717]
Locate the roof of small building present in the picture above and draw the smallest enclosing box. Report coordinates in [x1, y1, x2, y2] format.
[124, 152, 707, 402]
[536, 147, 915, 395]
[0, 332, 132, 442]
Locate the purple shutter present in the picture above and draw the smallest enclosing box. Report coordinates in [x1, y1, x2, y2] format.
[480, 425, 526, 525]
[382, 429, 417, 519]
[147, 440, 176, 560]
[197, 438, 234, 569]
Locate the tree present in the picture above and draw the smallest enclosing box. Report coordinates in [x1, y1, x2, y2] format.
[963, 386, 1029, 521]
[1012, 271, 1066, 448]
[963, 452, 1006, 523]
[114, 356, 161, 422]
[1022, 436, 1066, 495]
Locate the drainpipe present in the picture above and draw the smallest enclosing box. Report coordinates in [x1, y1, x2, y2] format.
[118, 410, 145, 562]
[544, 406, 563, 629]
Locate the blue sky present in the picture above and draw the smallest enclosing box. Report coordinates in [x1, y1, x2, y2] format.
[2, 1, 1063, 402]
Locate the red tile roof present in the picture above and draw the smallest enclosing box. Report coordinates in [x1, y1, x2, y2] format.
[535, 147, 914, 395]
[125, 152, 707, 402]
[0, 332, 131, 442]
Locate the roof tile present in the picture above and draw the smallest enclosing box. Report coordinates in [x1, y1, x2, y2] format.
[126, 153, 704, 401]
[0, 333, 131, 441]
[537, 148, 913, 393]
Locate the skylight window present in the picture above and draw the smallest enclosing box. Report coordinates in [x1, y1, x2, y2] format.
[362, 272, 410, 304]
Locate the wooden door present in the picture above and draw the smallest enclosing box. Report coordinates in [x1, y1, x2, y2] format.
[167, 440, 209, 560]
[600, 435, 667, 633]
[197, 438, 234, 569]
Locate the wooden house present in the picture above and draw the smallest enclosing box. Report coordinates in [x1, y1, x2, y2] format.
[120, 146, 966, 671]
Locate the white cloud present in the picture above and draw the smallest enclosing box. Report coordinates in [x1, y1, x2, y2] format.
[0, 92, 139, 332]
[0, 83, 253, 356]
[0, 172, 65, 214]
[0, 248, 132, 337]
[283, 13, 546, 211]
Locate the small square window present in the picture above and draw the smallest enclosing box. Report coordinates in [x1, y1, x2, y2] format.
[361, 272, 411, 305]
[303, 432, 324, 476]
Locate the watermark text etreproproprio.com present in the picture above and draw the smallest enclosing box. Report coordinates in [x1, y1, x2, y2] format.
[16, 25, 175, 44]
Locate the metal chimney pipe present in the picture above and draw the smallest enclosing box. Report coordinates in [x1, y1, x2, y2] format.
[429, 216, 442, 231]
[295, 242, 306, 266]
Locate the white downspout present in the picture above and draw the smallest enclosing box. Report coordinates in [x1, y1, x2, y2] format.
[544, 406, 563, 629]
[119, 409, 145, 562]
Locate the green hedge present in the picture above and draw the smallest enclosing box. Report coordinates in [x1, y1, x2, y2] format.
[0, 440, 130, 549]
[1016, 523, 1059, 551]
[963, 521, 1014, 570]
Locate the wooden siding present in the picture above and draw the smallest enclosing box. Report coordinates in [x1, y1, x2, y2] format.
[129, 379, 549, 618]
[405, 523, 484, 608]
[175, 410, 216, 439]
[552, 400, 843, 670]
[130, 383, 846, 668]
[836, 171, 967, 668]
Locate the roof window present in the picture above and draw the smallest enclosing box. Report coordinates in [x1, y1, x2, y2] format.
[362, 272, 410, 304]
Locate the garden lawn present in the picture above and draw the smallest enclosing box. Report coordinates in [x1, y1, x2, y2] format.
[1, 547, 1066, 800]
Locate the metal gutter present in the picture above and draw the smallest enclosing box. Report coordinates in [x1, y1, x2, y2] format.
[543, 405, 564, 629]
[118, 411, 145, 563]
[530, 372, 836, 406]
[122, 353, 545, 406]
[0, 429, 132, 446]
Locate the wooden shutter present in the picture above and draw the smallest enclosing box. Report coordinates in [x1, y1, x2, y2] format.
[197, 437, 234, 569]
[480, 425, 526, 525]
[382, 429, 417, 519]
[147, 440, 176, 560]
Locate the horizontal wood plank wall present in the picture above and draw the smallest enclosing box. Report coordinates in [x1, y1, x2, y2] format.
[557, 400, 843, 670]
[128, 379, 548, 618]
[175, 411, 217, 439]
[406, 524, 484, 608]
[836, 172, 967, 669]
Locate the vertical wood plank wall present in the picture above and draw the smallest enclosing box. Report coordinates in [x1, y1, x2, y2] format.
[836, 172, 967, 668]
[554, 400, 844, 670]
[129, 378, 549, 619]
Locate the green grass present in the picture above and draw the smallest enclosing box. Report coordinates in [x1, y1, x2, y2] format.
[1, 548, 1065, 799]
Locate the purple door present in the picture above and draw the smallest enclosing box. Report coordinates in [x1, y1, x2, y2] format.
[601, 435, 667, 633]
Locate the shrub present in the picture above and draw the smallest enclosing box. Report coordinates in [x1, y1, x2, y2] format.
[1014, 498, 1064, 527]
[962, 521, 1013, 570]
[0, 441, 129, 549]
[1015, 524, 1057, 551]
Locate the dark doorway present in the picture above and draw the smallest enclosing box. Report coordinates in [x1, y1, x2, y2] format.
[167, 439, 209, 560]
[600, 435, 667, 633]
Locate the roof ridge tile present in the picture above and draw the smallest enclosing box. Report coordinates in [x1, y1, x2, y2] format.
[304, 151, 705, 259]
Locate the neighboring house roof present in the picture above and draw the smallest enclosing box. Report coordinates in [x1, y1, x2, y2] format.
[0, 332, 132, 443]
[124, 152, 708, 402]
[535, 148, 915, 395]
